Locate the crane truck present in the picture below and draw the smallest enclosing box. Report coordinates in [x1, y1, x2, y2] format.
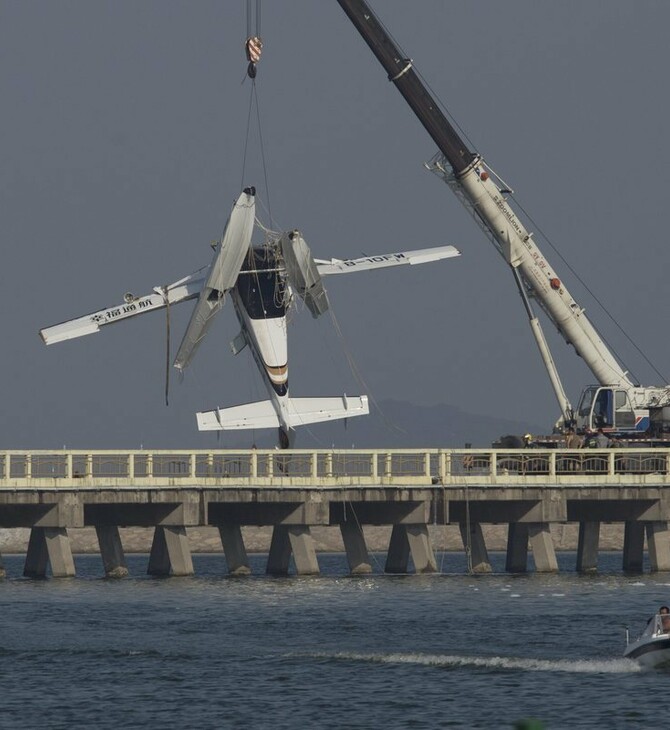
[336, 0, 670, 442]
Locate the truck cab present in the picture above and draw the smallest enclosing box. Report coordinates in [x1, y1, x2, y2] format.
[576, 386, 645, 433]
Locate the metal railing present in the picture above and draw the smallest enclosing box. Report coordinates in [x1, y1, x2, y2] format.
[0, 448, 668, 486]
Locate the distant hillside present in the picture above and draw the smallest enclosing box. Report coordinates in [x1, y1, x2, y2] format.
[217, 399, 547, 450]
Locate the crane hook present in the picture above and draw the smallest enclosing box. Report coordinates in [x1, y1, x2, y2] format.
[245, 36, 262, 79]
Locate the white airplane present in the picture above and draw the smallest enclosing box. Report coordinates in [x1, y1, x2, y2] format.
[40, 187, 460, 447]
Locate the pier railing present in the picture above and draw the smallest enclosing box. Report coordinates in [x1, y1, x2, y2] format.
[0, 448, 668, 487]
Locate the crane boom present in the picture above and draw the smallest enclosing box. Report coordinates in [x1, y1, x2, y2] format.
[336, 0, 653, 428]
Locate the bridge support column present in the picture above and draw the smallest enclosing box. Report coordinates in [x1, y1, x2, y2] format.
[459, 522, 492, 573]
[646, 522, 670, 572]
[266, 525, 319, 576]
[576, 521, 600, 573]
[147, 526, 194, 577]
[218, 524, 251, 575]
[339, 520, 372, 575]
[623, 521, 645, 573]
[385, 525, 437, 574]
[95, 526, 128, 578]
[528, 523, 558, 572]
[505, 523, 529, 573]
[24, 527, 75, 578]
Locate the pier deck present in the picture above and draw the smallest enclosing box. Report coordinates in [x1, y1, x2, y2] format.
[1, 448, 668, 578]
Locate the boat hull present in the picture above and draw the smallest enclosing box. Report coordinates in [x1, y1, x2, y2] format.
[624, 634, 670, 669]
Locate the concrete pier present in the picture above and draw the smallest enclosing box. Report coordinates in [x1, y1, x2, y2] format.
[576, 521, 600, 573]
[459, 521, 492, 573]
[339, 519, 372, 575]
[505, 523, 529, 573]
[218, 524, 251, 576]
[95, 525, 128, 578]
[623, 521, 645, 573]
[266, 525, 319, 575]
[147, 526, 194, 577]
[1, 446, 670, 579]
[24, 527, 75, 578]
[645, 521, 670, 572]
[528, 523, 558, 573]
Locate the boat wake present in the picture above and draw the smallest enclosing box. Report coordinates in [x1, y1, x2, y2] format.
[298, 651, 639, 674]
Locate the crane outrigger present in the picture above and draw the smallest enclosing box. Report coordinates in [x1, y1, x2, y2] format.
[337, 0, 670, 439]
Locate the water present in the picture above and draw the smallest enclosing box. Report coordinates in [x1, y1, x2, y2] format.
[0, 552, 668, 729]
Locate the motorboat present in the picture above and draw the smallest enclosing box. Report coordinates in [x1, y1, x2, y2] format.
[624, 613, 670, 668]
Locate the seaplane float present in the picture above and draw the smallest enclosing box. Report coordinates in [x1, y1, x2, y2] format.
[40, 187, 460, 447]
[623, 611, 670, 669]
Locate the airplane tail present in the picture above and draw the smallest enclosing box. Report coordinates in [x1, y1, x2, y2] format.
[197, 395, 369, 431]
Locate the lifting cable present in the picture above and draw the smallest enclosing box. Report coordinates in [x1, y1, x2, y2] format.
[241, 1, 274, 227]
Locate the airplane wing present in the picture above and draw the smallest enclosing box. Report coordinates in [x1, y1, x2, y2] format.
[173, 188, 255, 371]
[281, 230, 329, 319]
[39, 272, 205, 345]
[315, 245, 460, 275]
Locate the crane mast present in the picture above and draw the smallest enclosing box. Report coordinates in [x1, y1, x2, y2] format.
[335, 0, 670, 431]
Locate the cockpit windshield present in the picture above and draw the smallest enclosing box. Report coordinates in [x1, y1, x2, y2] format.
[236, 247, 287, 319]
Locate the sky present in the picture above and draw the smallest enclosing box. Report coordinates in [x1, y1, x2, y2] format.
[2, 0, 670, 449]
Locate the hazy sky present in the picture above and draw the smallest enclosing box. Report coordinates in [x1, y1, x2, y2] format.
[2, 1, 669, 449]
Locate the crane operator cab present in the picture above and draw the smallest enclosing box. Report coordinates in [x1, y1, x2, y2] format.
[576, 386, 643, 434]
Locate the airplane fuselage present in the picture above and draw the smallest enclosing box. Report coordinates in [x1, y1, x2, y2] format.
[232, 247, 293, 444]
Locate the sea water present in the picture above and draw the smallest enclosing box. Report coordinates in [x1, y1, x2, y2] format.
[0, 552, 667, 729]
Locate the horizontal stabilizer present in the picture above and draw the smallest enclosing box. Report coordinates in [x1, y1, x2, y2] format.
[174, 188, 255, 371]
[315, 245, 460, 275]
[39, 272, 205, 345]
[197, 395, 369, 431]
[284, 395, 369, 427]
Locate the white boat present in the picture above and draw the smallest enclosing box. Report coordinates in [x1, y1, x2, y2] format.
[624, 613, 670, 668]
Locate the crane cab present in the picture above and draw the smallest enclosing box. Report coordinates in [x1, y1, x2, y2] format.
[576, 386, 647, 434]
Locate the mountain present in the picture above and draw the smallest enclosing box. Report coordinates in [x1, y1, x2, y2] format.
[219, 399, 547, 450]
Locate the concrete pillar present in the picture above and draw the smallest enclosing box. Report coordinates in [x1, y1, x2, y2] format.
[266, 525, 320, 576]
[24, 527, 75, 578]
[576, 521, 600, 573]
[147, 526, 194, 577]
[288, 526, 320, 576]
[218, 524, 251, 576]
[623, 521, 645, 573]
[528, 523, 558, 573]
[95, 525, 129, 578]
[339, 520, 372, 575]
[405, 524, 437, 574]
[0, 549, 5, 579]
[459, 522, 492, 574]
[505, 522, 529, 573]
[385, 525, 410, 574]
[646, 521, 670, 572]
[267, 525, 292, 576]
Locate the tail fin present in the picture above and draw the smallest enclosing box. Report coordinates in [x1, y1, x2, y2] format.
[197, 395, 369, 431]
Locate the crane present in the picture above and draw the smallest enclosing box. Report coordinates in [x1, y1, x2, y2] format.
[336, 0, 670, 439]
